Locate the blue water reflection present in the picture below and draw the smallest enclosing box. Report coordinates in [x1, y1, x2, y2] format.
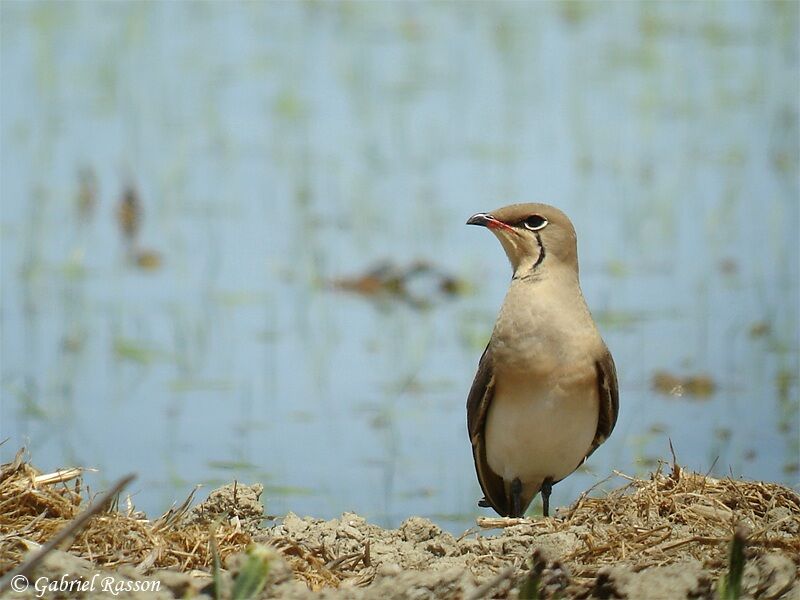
[1, 2, 797, 531]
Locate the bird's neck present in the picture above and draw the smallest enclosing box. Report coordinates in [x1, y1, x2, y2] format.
[511, 259, 578, 287]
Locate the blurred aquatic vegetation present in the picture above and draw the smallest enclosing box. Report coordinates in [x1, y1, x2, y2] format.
[261, 484, 314, 497]
[718, 258, 738, 275]
[398, 487, 437, 500]
[637, 456, 661, 469]
[775, 368, 798, 435]
[558, 0, 595, 25]
[61, 330, 86, 353]
[428, 512, 475, 524]
[604, 260, 629, 278]
[715, 428, 732, 442]
[748, 321, 771, 339]
[272, 89, 307, 120]
[62, 249, 87, 279]
[169, 379, 235, 393]
[287, 410, 315, 423]
[112, 337, 171, 364]
[380, 376, 453, 396]
[207, 459, 261, 471]
[651, 371, 717, 399]
[593, 310, 651, 330]
[330, 260, 469, 309]
[4, 381, 47, 420]
[116, 184, 142, 242]
[75, 167, 97, 221]
[213, 291, 268, 307]
[457, 313, 494, 353]
[114, 182, 163, 271]
[133, 248, 163, 270]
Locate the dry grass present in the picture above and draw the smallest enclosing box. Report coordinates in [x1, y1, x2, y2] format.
[268, 537, 352, 590]
[1, 450, 798, 595]
[0, 450, 249, 576]
[559, 462, 800, 573]
[571, 467, 796, 550]
[0, 450, 349, 591]
[478, 460, 800, 584]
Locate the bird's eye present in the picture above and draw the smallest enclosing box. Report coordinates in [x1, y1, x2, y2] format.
[522, 215, 548, 231]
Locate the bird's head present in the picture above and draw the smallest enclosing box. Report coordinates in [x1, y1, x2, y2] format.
[467, 203, 578, 275]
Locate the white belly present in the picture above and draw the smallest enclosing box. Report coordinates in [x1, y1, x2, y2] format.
[484, 372, 599, 493]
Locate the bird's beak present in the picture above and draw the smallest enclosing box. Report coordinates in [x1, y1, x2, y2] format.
[467, 213, 516, 233]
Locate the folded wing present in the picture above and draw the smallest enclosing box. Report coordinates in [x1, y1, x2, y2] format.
[466, 345, 509, 515]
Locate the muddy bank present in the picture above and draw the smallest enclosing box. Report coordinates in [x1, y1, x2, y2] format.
[1, 453, 798, 599]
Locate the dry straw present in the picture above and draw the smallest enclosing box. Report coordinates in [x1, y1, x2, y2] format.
[0, 450, 248, 576]
[1, 450, 798, 593]
[556, 462, 800, 580]
[479, 460, 799, 584]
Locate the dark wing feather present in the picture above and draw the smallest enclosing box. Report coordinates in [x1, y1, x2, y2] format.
[466, 345, 508, 515]
[586, 347, 619, 458]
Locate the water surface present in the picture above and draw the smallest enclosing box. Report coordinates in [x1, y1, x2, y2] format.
[1, 1, 798, 531]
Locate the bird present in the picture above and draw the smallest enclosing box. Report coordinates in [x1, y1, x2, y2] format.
[465, 203, 618, 518]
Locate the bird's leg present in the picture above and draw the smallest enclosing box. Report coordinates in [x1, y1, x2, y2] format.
[510, 478, 523, 518]
[541, 477, 554, 517]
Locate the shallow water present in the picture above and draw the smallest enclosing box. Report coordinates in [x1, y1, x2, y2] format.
[1, 2, 798, 531]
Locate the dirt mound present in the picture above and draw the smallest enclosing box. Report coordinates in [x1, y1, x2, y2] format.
[1, 450, 798, 599]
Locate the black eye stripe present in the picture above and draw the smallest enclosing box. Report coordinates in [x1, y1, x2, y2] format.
[521, 215, 548, 231]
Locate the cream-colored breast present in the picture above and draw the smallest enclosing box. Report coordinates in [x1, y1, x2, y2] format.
[490, 273, 603, 374]
[484, 366, 599, 488]
[484, 269, 603, 497]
